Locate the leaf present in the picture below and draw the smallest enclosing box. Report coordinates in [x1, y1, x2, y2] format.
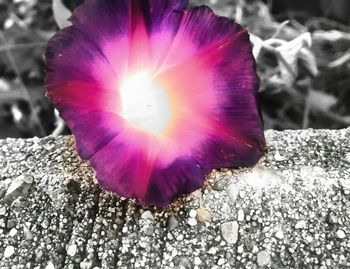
[52, 0, 72, 29]
[0, 28, 44, 76]
[275, 32, 313, 86]
[313, 30, 350, 42]
[250, 34, 263, 59]
[308, 90, 337, 111]
[299, 48, 319, 76]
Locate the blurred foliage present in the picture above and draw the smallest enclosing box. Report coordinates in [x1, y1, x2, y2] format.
[193, 0, 350, 130]
[0, 0, 349, 138]
[0, 0, 57, 138]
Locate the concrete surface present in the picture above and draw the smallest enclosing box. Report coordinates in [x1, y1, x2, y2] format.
[0, 128, 349, 268]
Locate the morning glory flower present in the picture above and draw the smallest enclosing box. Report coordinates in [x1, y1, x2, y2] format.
[45, 0, 265, 207]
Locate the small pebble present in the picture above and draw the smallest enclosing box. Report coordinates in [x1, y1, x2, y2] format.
[168, 215, 179, 231]
[274, 150, 286, 161]
[4, 246, 15, 258]
[218, 258, 225, 266]
[80, 261, 93, 269]
[45, 261, 55, 269]
[188, 218, 197, 226]
[67, 244, 77, 257]
[345, 153, 350, 163]
[189, 209, 197, 218]
[275, 230, 284, 239]
[9, 228, 17, 237]
[226, 183, 239, 203]
[142, 223, 154, 236]
[4, 174, 33, 204]
[213, 178, 227, 191]
[306, 235, 313, 243]
[194, 257, 201, 265]
[220, 221, 239, 244]
[237, 209, 244, 222]
[336, 230, 346, 239]
[41, 220, 49, 229]
[23, 224, 33, 240]
[295, 220, 306, 229]
[208, 247, 217, 255]
[0, 207, 6, 215]
[141, 210, 154, 220]
[196, 207, 212, 222]
[257, 250, 271, 267]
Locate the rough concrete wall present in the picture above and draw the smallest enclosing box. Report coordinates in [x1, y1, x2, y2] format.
[0, 128, 349, 268]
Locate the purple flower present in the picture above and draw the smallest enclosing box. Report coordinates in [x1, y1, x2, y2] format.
[45, 0, 265, 207]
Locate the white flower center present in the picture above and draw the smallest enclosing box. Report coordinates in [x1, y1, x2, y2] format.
[120, 71, 171, 135]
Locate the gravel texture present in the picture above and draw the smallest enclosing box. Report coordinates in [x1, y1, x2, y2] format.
[0, 128, 349, 268]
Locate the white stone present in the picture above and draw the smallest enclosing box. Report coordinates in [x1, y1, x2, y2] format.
[306, 235, 313, 243]
[141, 210, 154, 220]
[9, 228, 17, 237]
[275, 230, 284, 239]
[252, 245, 259, 253]
[194, 257, 201, 265]
[41, 220, 49, 229]
[188, 218, 197, 226]
[345, 153, 350, 163]
[67, 244, 77, 256]
[0, 218, 5, 228]
[208, 247, 217, 255]
[237, 209, 244, 222]
[189, 209, 197, 218]
[257, 250, 271, 267]
[336, 230, 346, 239]
[274, 150, 286, 161]
[243, 167, 283, 188]
[0, 207, 6, 215]
[295, 220, 306, 229]
[226, 183, 239, 203]
[45, 261, 55, 269]
[4, 246, 15, 258]
[220, 221, 239, 244]
[80, 261, 93, 269]
[218, 258, 225, 265]
[221, 203, 230, 213]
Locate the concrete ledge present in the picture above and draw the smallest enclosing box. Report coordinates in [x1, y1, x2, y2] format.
[0, 128, 349, 268]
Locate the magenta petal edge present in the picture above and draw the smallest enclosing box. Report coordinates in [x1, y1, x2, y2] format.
[44, 0, 266, 207]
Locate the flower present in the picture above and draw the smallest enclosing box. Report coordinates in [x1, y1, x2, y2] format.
[45, 0, 265, 207]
